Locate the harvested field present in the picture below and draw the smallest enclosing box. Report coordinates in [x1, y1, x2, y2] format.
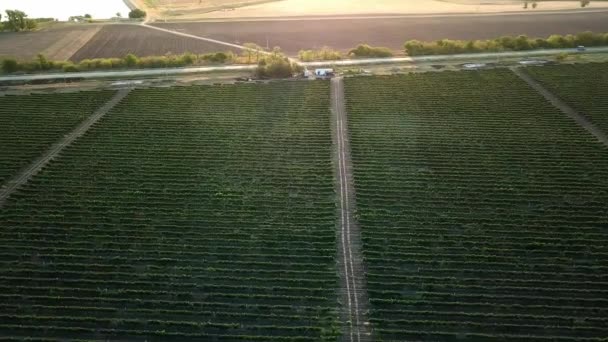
[0, 25, 102, 61]
[70, 25, 237, 61]
[154, 11, 608, 55]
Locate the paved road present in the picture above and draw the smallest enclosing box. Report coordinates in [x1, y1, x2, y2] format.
[2, 47, 606, 82]
[304, 47, 608, 67]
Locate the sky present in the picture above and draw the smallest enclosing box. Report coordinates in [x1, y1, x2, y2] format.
[0, 0, 131, 21]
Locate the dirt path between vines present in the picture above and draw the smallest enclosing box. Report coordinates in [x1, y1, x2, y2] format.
[511, 67, 608, 147]
[331, 77, 371, 342]
[0, 89, 131, 208]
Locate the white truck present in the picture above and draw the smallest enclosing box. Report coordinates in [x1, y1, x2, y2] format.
[314, 68, 335, 78]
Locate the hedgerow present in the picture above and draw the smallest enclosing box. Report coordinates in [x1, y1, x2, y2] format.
[0, 52, 237, 74]
[405, 31, 608, 56]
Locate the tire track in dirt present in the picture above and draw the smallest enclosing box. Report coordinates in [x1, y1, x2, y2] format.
[331, 77, 372, 342]
[0, 89, 132, 208]
[512, 67, 608, 147]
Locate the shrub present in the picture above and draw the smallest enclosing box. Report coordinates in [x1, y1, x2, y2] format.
[37, 54, 51, 70]
[349, 44, 393, 58]
[2, 59, 19, 73]
[124, 53, 139, 67]
[129, 9, 147, 19]
[255, 55, 299, 78]
[63, 63, 80, 72]
[298, 47, 342, 62]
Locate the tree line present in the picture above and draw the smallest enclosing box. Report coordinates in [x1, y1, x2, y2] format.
[404, 31, 608, 56]
[0, 10, 39, 32]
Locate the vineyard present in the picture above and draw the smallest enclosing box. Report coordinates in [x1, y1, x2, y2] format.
[344, 70, 608, 340]
[525, 63, 608, 134]
[0, 81, 341, 340]
[0, 91, 115, 186]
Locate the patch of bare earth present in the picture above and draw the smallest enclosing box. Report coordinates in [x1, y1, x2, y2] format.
[41, 25, 103, 60]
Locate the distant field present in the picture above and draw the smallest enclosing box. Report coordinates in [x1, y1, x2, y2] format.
[137, 0, 608, 20]
[70, 25, 237, 61]
[154, 11, 608, 55]
[345, 69, 608, 340]
[0, 24, 101, 61]
[199, 0, 608, 19]
[526, 63, 608, 134]
[0, 81, 341, 341]
[0, 91, 115, 186]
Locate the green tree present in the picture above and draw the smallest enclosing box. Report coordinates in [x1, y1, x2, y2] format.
[5, 10, 29, 31]
[129, 9, 147, 19]
[84, 14, 92, 19]
[124, 53, 139, 67]
[255, 54, 299, 78]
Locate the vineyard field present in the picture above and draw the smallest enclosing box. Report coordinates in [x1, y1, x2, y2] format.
[525, 63, 608, 134]
[344, 70, 608, 340]
[0, 81, 340, 341]
[0, 91, 116, 186]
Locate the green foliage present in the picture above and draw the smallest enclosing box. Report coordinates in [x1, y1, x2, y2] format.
[0, 90, 116, 183]
[0, 82, 340, 341]
[348, 44, 393, 58]
[298, 47, 342, 62]
[4, 9, 37, 32]
[1, 58, 19, 73]
[555, 52, 569, 62]
[1, 52, 235, 74]
[345, 69, 608, 339]
[129, 9, 147, 19]
[405, 31, 608, 56]
[255, 54, 300, 79]
[124, 53, 138, 67]
[526, 63, 608, 132]
[62, 63, 80, 72]
[259, 53, 303, 78]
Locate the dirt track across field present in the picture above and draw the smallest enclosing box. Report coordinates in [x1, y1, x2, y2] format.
[153, 11, 608, 55]
[331, 77, 371, 342]
[512, 67, 608, 147]
[0, 89, 131, 208]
